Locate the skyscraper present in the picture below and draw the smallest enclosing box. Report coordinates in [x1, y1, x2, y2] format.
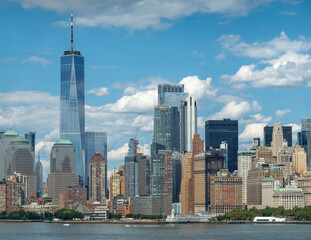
[85, 132, 107, 186]
[50, 140, 76, 174]
[180, 96, 197, 153]
[60, 12, 85, 183]
[125, 138, 139, 198]
[89, 153, 107, 203]
[151, 105, 180, 158]
[298, 118, 311, 166]
[272, 123, 284, 156]
[35, 153, 43, 197]
[264, 125, 292, 147]
[158, 83, 188, 107]
[205, 119, 238, 172]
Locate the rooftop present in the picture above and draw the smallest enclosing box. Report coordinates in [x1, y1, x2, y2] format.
[55, 139, 72, 145]
[11, 136, 28, 143]
[4, 129, 18, 136]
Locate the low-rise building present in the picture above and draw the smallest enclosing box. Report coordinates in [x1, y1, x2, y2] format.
[130, 196, 164, 215]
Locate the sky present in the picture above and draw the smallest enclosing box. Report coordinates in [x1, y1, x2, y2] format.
[1, 0, 311, 180]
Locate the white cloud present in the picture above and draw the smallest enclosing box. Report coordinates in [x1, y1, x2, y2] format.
[239, 123, 267, 143]
[275, 109, 291, 117]
[0, 91, 58, 105]
[179, 76, 217, 100]
[1, 57, 18, 63]
[14, 0, 277, 30]
[87, 87, 110, 96]
[220, 32, 311, 88]
[218, 31, 311, 59]
[23, 56, 52, 66]
[210, 100, 262, 120]
[108, 143, 129, 162]
[192, 50, 205, 58]
[215, 52, 226, 61]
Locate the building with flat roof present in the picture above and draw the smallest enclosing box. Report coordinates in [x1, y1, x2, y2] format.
[273, 186, 304, 209]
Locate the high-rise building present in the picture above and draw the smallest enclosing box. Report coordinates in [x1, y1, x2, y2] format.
[192, 134, 204, 155]
[151, 150, 177, 215]
[180, 96, 197, 153]
[194, 149, 225, 212]
[297, 170, 311, 206]
[253, 146, 274, 165]
[137, 157, 151, 196]
[50, 140, 76, 174]
[89, 153, 107, 203]
[151, 105, 180, 158]
[264, 125, 292, 147]
[272, 123, 284, 156]
[60, 12, 85, 183]
[125, 138, 139, 198]
[35, 153, 43, 197]
[238, 149, 255, 205]
[297, 119, 311, 166]
[158, 83, 188, 107]
[205, 119, 238, 172]
[210, 169, 243, 214]
[110, 172, 122, 200]
[247, 167, 265, 206]
[24, 131, 35, 156]
[59, 185, 87, 209]
[179, 153, 194, 214]
[262, 177, 274, 207]
[292, 145, 307, 175]
[0, 129, 19, 179]
[85, 132, 107, 186]
[172, 151, 183, 203]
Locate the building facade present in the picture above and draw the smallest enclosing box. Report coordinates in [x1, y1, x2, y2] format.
[89, 153, 107, 203]
[264, 125, 292, 147]
[50, 140, 76, 174]
[205, 119, 238, 172]
[60, 13, 85, 182]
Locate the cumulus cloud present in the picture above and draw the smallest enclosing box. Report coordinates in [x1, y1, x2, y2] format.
[209, 100, 262, 120]
[220, 32, 311, 88]
[87, 87, 110, 96]
[218, 31, 311, 59]
[239, 123, 267, 143]
[14, 0, 277, 30]
[275, 109, 291, 117]
[23, 56, 52, 66]
[108, 143, 129, 161]
[179, 76, 217, 100]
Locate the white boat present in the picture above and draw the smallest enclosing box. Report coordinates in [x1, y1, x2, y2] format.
[63, 223, 71, 226]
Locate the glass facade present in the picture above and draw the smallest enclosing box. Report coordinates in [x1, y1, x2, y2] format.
[85, 132, 107, 186]
[60, 52, 85, 180]
[125, 139, 139, 198]
[158, 83, 186, 106]
[205, 119, 238, 172]
[151, 105, 180, 158]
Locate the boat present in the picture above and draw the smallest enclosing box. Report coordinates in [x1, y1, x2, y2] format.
[63, 223, 71, 226]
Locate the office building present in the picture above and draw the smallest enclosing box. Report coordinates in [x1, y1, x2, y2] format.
[109, 172, 122, 200]
[297, 171, 311, 206]
[130, 196, 164, 215]
[272, 123, 284, 156]
[292, 145, 307, 175]
[192, 134, 204, 155]
[0, 129, 19, 179]
[89, 153, 107, 203]
[125, 138, 139, 198]
[85, 132, 107, 186]
[253, 146, 274, 165]
[297, 119, 311, 166]
[262, 177, 274, 207]
[50, 140, 76, 174]
[180, 96, 197, 153]
[273, 186, 304, 210]
[210, 169, 243, 214]
[264, 125, 292, 147]
[180, 153, 194, 214]
[247, 167, 265, 206]
[59, 185, 87, 209]
[35, 154, 43, 197]
[24, 131, 35, 157]
[137, 157, 151, 196]
[238, 149, 255, 204]
[60, 12, 85, 183]
[194, 149, 225, 212]
[158, 83, 188, 107]
[151, 105, 180, 158]
[172, 151, 183, 203]
[205, 119, 238, 172]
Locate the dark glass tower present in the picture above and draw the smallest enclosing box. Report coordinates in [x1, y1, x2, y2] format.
[60, 12, 85, 183]
[85, 132, 107, 186]
[205, 119, 238, 172]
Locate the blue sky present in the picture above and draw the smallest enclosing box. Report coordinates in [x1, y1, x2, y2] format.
[1, 0, 311, 179]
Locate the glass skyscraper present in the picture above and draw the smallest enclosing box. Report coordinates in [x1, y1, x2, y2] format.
[60, 13, 85, 182]
[85, 132, 107, 186]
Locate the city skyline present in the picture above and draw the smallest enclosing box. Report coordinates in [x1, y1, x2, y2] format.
[1, 0, 311, 177]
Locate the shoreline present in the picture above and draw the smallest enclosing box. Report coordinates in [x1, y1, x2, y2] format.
[1, 219, 311, 224]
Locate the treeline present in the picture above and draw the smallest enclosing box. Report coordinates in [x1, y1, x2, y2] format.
[0, 208, 83, 221]
[217, 206, 311, 221]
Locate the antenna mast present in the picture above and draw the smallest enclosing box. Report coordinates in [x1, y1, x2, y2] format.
[71, 11, 74, 52]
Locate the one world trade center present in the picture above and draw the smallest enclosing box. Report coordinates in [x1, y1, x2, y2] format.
[60, 12, 85, 184]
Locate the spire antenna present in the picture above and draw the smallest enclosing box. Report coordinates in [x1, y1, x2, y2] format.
[71, 11, 74, 52]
